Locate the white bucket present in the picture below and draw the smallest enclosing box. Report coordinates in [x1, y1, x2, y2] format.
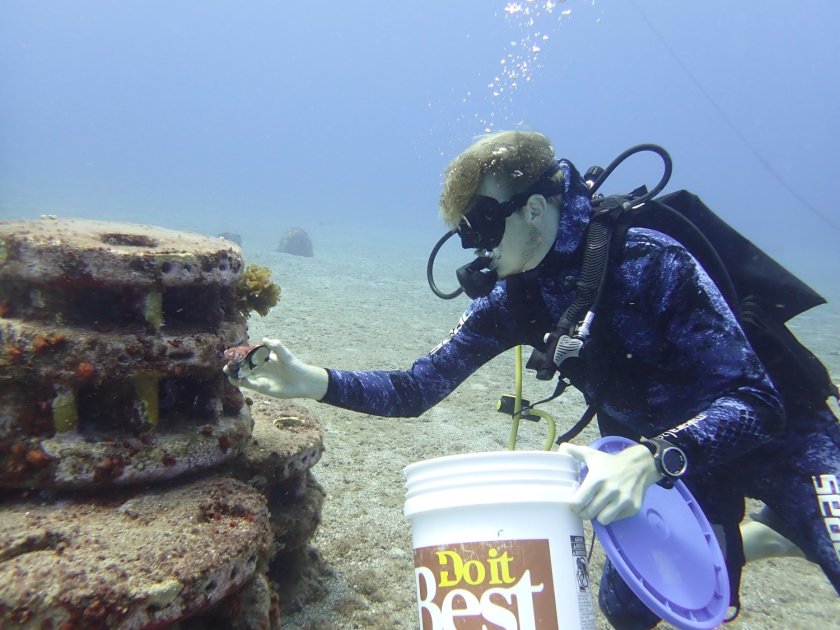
[404, 451, 596, 630]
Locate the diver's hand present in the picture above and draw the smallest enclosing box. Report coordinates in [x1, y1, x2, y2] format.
[558, 443, 661, 525]
[225, 338, 329, 400]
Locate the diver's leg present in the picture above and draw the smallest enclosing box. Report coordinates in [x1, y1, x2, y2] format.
[749, 411, 840, 593]
[742, 505, 805, 561]
[598, 559, 659, 629]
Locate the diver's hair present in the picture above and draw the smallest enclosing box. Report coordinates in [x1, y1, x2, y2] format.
[439, 130, 561, 228]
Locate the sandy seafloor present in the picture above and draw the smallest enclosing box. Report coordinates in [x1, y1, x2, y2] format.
[239, 221, 840, 629]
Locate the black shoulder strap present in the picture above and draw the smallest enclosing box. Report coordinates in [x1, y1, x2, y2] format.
[526, 195, 631, 381]
[554, 209, 616, 335]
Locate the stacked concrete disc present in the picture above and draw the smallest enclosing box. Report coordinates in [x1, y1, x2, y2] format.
[0, 218, 326, 628]
[0, 476, 274, 628]
[236, 397, 326, 554]
[0, 218, 252, 488]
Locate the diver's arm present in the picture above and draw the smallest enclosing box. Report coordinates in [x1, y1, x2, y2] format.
[322, 297, 514, 417]
[230, 299, 512, 414]
[643, 244, 785, 472]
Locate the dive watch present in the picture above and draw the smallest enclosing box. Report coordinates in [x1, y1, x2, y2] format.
[640, 437, 687, 489]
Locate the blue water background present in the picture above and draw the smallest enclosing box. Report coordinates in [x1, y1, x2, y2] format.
[1, 0, 838, 303]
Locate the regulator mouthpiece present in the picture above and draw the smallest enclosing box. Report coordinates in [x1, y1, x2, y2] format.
[455, 257, 498, 299]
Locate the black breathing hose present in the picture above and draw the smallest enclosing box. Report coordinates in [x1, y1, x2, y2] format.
[589, 143, 673, 205]
[427, 230, 462, 300]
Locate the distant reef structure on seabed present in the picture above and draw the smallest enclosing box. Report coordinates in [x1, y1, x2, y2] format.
[218, 231, 243, 246]
[0, 217, 325, 629]
[277, 227, 313, 257]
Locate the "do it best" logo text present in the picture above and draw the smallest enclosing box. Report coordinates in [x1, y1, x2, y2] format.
[413, 540, 559, 630]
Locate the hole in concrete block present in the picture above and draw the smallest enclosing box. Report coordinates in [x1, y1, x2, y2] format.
[158, 375, 220, 425]
[162, 286, 221, 331]
[99, 233, 159, 248]
[75, 375, 220, 438]
[77, 380, 151, 437]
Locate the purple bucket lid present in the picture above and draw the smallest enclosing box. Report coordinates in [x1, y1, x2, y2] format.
[586, 436, 730, 629]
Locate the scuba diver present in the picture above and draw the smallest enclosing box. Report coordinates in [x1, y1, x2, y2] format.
[227, 131, 840, 627]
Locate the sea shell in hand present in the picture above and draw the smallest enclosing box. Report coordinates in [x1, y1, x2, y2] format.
[224, 344, 270, 379]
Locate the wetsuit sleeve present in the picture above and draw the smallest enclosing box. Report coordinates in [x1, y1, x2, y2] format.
[638, 244, 785, 473]
[321, 296, 516, 417]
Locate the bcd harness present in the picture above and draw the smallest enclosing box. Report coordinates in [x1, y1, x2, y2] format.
[521, 145, 839, 443]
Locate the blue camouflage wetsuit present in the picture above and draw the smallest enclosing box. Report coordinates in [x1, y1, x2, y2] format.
[322, 159, 840, 626]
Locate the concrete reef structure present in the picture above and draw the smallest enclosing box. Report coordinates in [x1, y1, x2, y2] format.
[0, 218, 325, 628]
[0, 218, 251, 488]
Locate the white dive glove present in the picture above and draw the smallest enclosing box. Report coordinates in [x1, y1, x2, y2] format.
[557, 442, 662, 525]
[224, 338, 329, 400]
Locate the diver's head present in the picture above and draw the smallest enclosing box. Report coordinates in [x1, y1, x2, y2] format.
[440, 131, 564, 279]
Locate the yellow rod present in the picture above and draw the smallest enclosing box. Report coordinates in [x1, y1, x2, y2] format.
[507, 345, 524, 450]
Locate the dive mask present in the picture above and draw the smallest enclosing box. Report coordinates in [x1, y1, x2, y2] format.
[456, 192, 531, 250]
[455, 165, 567, 251]
[429, 161, 566, 300]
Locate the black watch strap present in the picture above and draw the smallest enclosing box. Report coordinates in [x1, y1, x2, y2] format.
[640, 437, 688, 489]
